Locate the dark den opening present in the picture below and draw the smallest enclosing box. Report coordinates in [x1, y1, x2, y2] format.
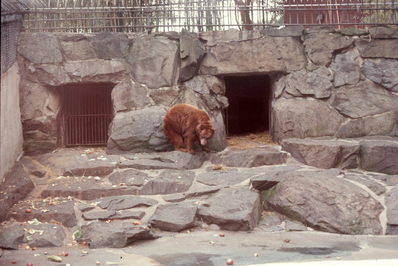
[61, 83, 114, 146]
[224, 75, 272, 135]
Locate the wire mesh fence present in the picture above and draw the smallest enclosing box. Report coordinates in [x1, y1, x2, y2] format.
[1, 14, 23, 73]
[17, 0, 398, 33]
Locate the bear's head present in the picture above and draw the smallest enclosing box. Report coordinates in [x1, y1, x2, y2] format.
[196, 122, 215, 146]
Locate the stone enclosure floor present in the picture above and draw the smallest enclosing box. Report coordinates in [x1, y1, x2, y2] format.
[1, 135, 398, 265]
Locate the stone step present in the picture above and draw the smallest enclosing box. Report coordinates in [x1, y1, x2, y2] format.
[281, 136, 398, 174]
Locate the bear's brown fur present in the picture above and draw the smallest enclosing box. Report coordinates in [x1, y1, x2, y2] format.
[163, 104, 214, 153]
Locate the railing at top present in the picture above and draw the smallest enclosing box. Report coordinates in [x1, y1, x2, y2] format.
[20, 0, 397, 33]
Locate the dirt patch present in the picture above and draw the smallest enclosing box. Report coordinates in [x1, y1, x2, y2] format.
[227, 131, 276, 149]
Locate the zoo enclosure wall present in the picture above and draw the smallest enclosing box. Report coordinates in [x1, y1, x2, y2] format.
[5, 0, 397, 33]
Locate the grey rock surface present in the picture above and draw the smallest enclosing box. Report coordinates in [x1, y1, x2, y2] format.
[357, 39, 398, 59]
[179, 30, 206, 82]
[79, 221, 157, 248]
[250, 165, 301, 191]
[267, 169, 384, 235]
[200, 37, 306, 75]
[285, 67, 333, 98]
[360, 138, 398, 174]
[272, 98, 343, 140]
[7, 199, 77, 227]
[107, 106, 168, 153]
[120, 151, 210, 170]
[196, 168, 253, 186]
[111, 79, 151, 112]
[332, 81, 398, 119]
[127, 35, 179, 88]
[362, 59, 398, 91]
[91, 32, 129, 59]
[108, 169, 149, 187]
[18, 32, 63, 64]
[281, 138, 360, 169]
[303, 33, 353, 65]
[212, 147, 288, 168]
[97, 195, 158, 210]
[386, 185, 398, 226]
[0, 162, 35, 222]
[198, 188, 261, 231]
[140, 170, 195, 195]
[331, 49, 361, 87]
[150, 203, 198, 232]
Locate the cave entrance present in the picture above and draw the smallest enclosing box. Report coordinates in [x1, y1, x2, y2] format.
[224, 75, 272, 135]
[60, 83, 114, 147]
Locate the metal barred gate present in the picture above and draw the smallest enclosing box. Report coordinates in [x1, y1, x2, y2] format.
[62, 83, 113, 146]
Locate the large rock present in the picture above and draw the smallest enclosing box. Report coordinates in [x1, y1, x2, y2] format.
[82, 209, 144, 220]
[362, 59, 398, 92]
[18, 32, 63, 64]
[119, 151, 210, 170]
[149, 203, 198, 232]
[262, 25, 304, 37]
[281, 138, 360, 169]
[272, 98, 343, 141]
[149, 86, 180, 106]
[207, 111, 228, 152]
[7, 199, 77, 227]
[97, 195, 158, 210]
[198, 188, 261, 231]
[0, 224, 25, 249]
[303, 33, 353, 66]
[41, 178, 139, 201]
[111, 79, 151, 112]
[79, 221, 157, 248]
[61, 37, 96, 61]
[140, 170, 195, 195]
[266, 169, 383, 234]
[196, 168, 254, 186]
[357, 39, 398, 59]
[19, 81, 60, 154]
[108, 169, 149, 187]
[91, 32, 129, 59]
[285, 67, 333, 99]
[336, 111, 398, 138]
[107, 106, 168, 153]
[24, 224, 66, 247]
[179, 30, 206, 82]
[359, 138, 398, 174]
[64, 59, 126, 83]
[250, 165, 301, 190]
[20, 81, 60, 122]
[369, 26, 398, 39]
[26, 64, 72, 86]
[211, 147, 287, 168]
[332, 81, 398, 119]
[386, 185, 398, 235]
[330, 49, 361, 87]
[199, 29, 262, 46]
[127, 35, 179, 88]
[343, 172, 386, 196]
[200, 36, 306, 75]
[0, 162, 34, 222]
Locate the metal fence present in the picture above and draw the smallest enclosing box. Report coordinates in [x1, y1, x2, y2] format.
[1, 14, 23, 73]
[16, 0, 398, 33]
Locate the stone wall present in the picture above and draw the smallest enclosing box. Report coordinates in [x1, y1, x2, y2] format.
[1, 63, 24, 182]
[17, 26, 398, 154]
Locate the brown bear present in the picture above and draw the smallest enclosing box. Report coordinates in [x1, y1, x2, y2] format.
[163, 104, 215, 153]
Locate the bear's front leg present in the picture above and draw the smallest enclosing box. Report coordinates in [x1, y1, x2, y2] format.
[183, 134, 196, 154]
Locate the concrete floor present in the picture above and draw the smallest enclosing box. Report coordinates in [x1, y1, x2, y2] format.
[1, 230, 397, 266]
